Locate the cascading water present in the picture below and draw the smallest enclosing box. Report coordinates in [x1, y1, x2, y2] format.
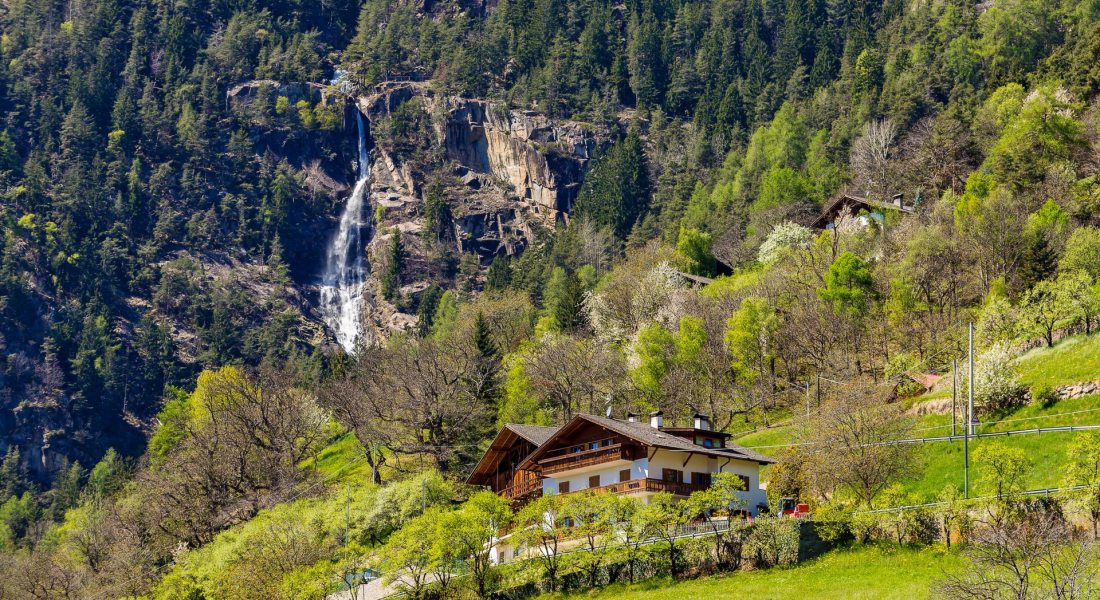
[319, 110, 371, 352]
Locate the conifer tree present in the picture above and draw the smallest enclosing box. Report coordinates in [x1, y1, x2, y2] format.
[381, 229, 404, 303]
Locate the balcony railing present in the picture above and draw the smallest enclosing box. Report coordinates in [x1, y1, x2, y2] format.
[502, 478, 542, 500]
[537, 439, 640, 475]
[566, 477, 708, 497]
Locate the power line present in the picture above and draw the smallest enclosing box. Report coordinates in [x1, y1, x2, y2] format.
[743, 423, 1100, 451]
[855, 483, 1094, 515]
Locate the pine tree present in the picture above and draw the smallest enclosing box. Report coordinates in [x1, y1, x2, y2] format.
[381, 229, 405, 303]
[422, 180, 448, 243]
[416, 285, 444, 337]
[544, 267, 587, 331]
[485, 255, 513, 291]
[267, 234, 291, 285]
[573, 128, 651, 238]
[473, 311, 499, 364]
[470, 310, 503, 409]
[0, 447, 27, 499]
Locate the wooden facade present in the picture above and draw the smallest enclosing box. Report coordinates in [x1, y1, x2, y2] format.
[466, 425, 556, 505]
[471, 414, 774, 507]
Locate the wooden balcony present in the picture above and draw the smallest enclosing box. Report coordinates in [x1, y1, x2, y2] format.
[537, 439, 640, 475]
[567, 478, 708, 497]
[501, 478, 542, 501]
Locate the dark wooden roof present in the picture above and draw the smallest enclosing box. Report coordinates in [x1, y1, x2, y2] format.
[507, 424, 559, 446]
[466, 424, 559, 485]
[516, 414, 774, 471]
[812, 194, 914, 229]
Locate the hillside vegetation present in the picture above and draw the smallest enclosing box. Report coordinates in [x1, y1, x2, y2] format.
[3, 0, 1100, 598]
[556, 544, 961, 600]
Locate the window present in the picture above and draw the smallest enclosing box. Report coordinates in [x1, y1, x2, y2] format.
[589, 441, 599, 450]
[703, 438, 714, 448]
[737, 474, 751, 491]
[662, 468, 683, 483]
[589, 475, 601, 489]
[692, 472, 712, 487]
[619, 469, 631, 482]
[559, 481, 570, 494]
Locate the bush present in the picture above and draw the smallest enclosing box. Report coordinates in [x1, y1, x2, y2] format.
[757, 221, 812, 264]
[744, 517, 799, 568]
[967, 342, 1025, 414]
[1031, 383, 1058, 408]
[681, 536, 718, 573]
[908, 509, 940, 545]
[850, 511, 881, 544]
[812, 502, 853, 544]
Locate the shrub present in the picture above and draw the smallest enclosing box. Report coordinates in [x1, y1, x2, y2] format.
[757, 221, 812, 264]
[1032, 383, 1058, 408]
[812, 502, 853, 544]
[909, 509, 940, 545]
[966, 342, 1025, 414]
[850, 511, 881, 544]
[744, 517, 799, 568]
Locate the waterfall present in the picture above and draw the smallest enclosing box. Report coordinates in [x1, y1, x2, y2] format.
[319, 111, 371, 353]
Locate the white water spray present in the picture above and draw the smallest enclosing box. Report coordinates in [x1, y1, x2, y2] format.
[319, 111, 371, 352]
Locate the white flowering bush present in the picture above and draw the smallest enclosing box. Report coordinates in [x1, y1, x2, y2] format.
[967, 342, 1024, 413]
[757, 221, 813, 264]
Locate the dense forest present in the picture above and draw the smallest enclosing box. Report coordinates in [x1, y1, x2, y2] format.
[2, 0, 1100, 596]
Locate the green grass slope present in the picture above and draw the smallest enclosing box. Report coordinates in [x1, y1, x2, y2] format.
[1016, 333, 1100, 388]
[555, 544, 960, 600]
[733, 333, 1100, 502]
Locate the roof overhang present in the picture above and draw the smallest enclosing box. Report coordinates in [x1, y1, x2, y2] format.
[466, 427, 525, 486]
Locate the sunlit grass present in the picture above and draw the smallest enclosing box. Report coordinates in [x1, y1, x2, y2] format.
[1015, 333, 1100, 388]
[554, 543, 961, 600]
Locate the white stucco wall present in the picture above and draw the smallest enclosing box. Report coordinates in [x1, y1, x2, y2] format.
[540, 449, 768, 514]
[543, 458, 645, 494]
[646, 449, 768, 513]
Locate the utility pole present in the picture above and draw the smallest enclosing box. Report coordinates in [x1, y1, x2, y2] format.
[968, 322, 975, 437]
[344, 483, 353, 598]
[965, 322, 974, 498]
[951, 358, 957, 438]
[805, 380, 811, 419]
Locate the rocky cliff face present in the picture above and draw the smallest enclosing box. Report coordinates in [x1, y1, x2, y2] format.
[353, 81, 608, 337]
[226, 78, 607, 343]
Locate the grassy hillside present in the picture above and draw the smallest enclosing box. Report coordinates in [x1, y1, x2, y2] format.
[1016, 334, 1100, 389]
[555, 544, 961, 600]
[734, 333, 1100, 502]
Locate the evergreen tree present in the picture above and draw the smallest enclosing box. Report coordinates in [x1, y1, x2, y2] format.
[416, 285, 444, 337]
[485, 255, 513, 291]
[544, 267, 587, 331]
[573, 128, 651, 238]
[381, 229, 405, 303]
[0, 448, 27, 500]
[473, 311, 499, 364]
